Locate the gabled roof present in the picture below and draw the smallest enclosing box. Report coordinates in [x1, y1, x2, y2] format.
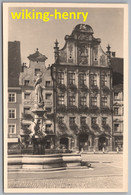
[28, 49, 47, 62]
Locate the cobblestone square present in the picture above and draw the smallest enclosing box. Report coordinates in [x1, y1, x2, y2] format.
[8, 154, 123, 189]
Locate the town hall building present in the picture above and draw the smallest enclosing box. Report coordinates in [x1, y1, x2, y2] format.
[51, 24, 113, 151]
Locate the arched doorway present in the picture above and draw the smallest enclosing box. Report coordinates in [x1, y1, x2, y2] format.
[78, 133, 88, 151]
[98, 136, 108, 151]
[60, 137, 69, 149]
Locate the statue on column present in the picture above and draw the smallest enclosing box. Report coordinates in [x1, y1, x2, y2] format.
[34, 73, 44, 108]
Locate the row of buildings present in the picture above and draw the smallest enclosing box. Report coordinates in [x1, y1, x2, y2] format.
[8, 24, 123, 152]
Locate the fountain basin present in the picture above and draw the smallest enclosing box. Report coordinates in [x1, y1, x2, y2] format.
[8, 153, 82, 171]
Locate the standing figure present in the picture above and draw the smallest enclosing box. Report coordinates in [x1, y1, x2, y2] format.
[34, 73, 44, 107]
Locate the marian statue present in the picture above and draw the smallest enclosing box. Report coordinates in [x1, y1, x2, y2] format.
[34, 73, 44, 107]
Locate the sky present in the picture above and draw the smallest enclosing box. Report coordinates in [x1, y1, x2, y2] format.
[8, 7, 124, 66]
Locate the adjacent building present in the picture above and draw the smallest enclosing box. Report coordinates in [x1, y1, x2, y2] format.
[8, 41, 22, 152]
[19, 49, 55, 149]
[112, 84, 123, 151]
[51, 24, 113, 151]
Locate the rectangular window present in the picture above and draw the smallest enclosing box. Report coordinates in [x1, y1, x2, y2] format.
[24, 80, 30, 86]
[91, 117, 97, 125]
[91, 97, 97, 106]
[69, 72, 75, 85]
[58, 71, 64, 84]
[46, 93, 52, 100]
[79, 73, 86, 85]
[46, 124, 52, 131]
[90, 74, 97, 86]
[35, 68, 41, 76]
[24, 107, 30, 114]
[45, 81, 51, 87]
[114, 92, 119, 100]
[102, 117, 107, 126]
[102, 96, 107, 107]
[8, 109, 16, 119]
[80, 96, 86, 106]
[58, 117, 64, 123]
[114, 124, 120, 132]
[101, 74, 107, 86]
[8, 93, 16, 103]
[57, 95, 64, 105]
[69, 95, 75, 106]
[69, 117, 75, 126]
[46, 107, 52, 113]
[80, 117, 86, 125]
[24, 93, 30, 100]
[8, 124, 16, 134]
[114, 107, 119, 115]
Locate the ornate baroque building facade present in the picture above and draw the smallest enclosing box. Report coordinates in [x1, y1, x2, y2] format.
[51, 24, 113, 151]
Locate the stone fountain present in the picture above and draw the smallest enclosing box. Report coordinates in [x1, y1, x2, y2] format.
[31, 73, 47, 154]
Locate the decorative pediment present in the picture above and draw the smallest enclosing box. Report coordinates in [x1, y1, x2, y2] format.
[113, 102, 123, 106]
[113, 119, 123, 123]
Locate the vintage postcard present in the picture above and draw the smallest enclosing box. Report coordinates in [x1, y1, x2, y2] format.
[3, 3, 128, 193]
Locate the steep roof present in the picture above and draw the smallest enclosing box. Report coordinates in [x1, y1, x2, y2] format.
[110, 57, 123, 75]
[110, 57, 123, 86]
[8, 41, 21, 87]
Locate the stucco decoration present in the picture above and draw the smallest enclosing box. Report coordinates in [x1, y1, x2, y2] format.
[59, 49, 67, 63]
[78, 44, 88, 65]
[68, 42, 73, 63]
[100, 55, 106, 66]
[93, 47, 98, 66]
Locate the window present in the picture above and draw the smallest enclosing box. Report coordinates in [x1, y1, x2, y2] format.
[114, 124, 120, 132]
[69, 95, 75, 106]
[101, 74, 107, 86]
[114, 92, 119, 100]
[80, 96, 86, 106]
[80, 117, 86, 125]
[91, 97, 97, 106]
[69, 117, 75, 126]
[57, 95, 64, 105]
[24, 107, 30, 114]
[24, 80, 30, 86]
[69, 72, 75, 85]
[46, 107, 52, 113]
[91, 117, 97, 125]
[46, 93, 52, 100]
[8, 124, 16, 134]
[102, 117, 107, 126]
[90, 74, 97, 86]
[102, 96, 107, 107]
[8, 93, 16, 102]
[35, 68, 40, 76]
[58, 71, 64, 84]
[79, 73, 86, 85]
[58, 117, 64, 123]
[46, 124, 52, 131]
[114, 107, 119, 115]
[24, 93, 30, 100]
[8, 109, 16, 119]
[45, 81, 51, 87]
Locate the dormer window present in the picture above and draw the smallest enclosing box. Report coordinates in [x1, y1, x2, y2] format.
[24, 80, 29, 86]
[35, 68, 40, 76]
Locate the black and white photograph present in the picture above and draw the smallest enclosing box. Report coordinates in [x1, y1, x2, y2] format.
[3, 3, 128, 193]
